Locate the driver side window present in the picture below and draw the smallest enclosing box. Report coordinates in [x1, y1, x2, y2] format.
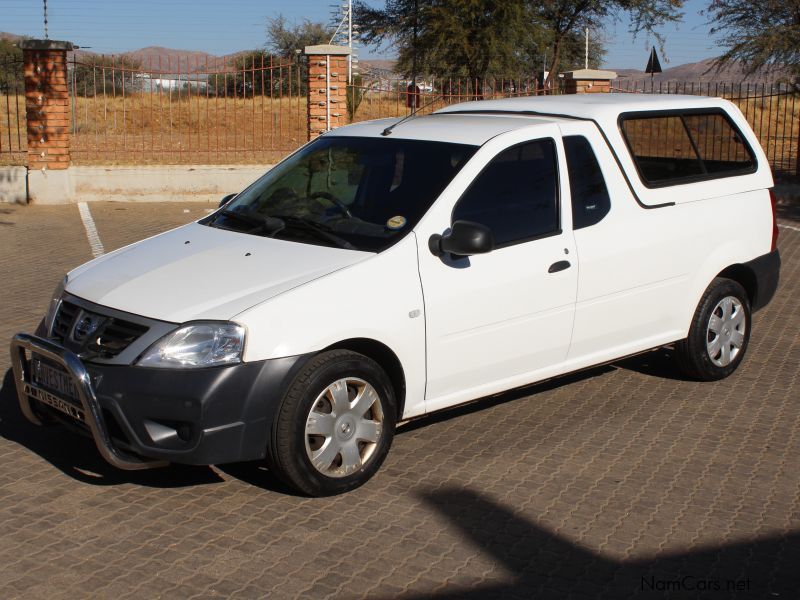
[452, 139, 559, 248]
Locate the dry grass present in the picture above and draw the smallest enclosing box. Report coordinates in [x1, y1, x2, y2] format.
[2, 90, 800, 173]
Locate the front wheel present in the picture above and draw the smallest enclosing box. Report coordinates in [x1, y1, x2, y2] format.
[675, 277, 752, 381]
[269, 350, 396, 496]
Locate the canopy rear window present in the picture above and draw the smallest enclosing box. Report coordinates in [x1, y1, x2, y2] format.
[619, 109, 757, 187]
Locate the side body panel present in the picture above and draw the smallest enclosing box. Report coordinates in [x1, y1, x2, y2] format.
[413, 125, 579, 413]
[233, 234, 428, 419]
[560, 120, 774, 367]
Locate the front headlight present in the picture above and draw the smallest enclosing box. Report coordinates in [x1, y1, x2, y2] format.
[136, 322, 245, 369]
[44, 275, 68, 335]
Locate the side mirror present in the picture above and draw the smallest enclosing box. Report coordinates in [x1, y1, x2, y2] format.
[429, 220, 494, 257]
[219, 193, 237, 208]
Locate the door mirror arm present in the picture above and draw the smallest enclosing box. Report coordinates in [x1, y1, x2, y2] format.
[219, 193, 238, 208]
[429, 220, 494, 257]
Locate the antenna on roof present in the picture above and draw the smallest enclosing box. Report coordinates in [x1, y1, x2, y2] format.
[43, 0, 49, 39]
[381, 91, 443, 136]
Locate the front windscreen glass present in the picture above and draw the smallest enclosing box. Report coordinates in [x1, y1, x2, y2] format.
[203, 136, 478, 252]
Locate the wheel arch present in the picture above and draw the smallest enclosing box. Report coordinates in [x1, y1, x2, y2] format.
[716, 263, 757, 307]
[322, 338, 407, 420]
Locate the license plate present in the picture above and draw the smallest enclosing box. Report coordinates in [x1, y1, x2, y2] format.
[23, 383, 85, 423]
[31, 357, 78, 401]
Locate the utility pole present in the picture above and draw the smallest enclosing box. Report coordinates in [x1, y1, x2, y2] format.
[585, 27, 589, 69]
[412, 0, 418, 92]
[347, 0, 353, 84]
[329, 0, 358, 84]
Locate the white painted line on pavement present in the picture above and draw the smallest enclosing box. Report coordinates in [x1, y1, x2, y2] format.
[78, 202, 105, 258]
[778, 224, 800, 233]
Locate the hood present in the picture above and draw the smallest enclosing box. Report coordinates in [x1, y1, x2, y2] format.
[66, 222, 372, 323]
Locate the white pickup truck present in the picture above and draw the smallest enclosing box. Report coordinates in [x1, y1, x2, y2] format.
[11, 94, 780, 496]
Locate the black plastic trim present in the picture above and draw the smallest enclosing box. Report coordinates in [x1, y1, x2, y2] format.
[28, 351, 313, 466]
[745, 249, 781, 312]
[58, 292, 178, 366]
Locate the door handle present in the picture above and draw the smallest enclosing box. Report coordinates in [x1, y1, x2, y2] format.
[548, 260, 571, 273]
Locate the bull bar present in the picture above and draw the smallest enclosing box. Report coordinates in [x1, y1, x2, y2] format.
[9, 333, 167, 470]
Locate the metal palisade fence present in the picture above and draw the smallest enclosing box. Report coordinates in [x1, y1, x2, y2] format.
[65, 53, 305, 165]
[347, 75, 546, 122]
[2, 53, 800, 180]
[0, 57, 25, 166]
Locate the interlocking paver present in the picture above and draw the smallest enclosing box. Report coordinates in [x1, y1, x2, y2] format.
[0, 201, 798, 598]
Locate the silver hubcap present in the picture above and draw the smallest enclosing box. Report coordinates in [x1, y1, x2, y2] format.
[706, 296, 746, 367]
[304, 377, 384, 478]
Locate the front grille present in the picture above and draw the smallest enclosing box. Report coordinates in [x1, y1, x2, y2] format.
[51, 300, 149, 359]
[52, 300, 79, 340]
[87, 319, 148, 358]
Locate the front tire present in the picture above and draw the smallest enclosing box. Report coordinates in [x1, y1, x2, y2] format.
[675, 277, 751, 381]
[269, 350, 396, 496]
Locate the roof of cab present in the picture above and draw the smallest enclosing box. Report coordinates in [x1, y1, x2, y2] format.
[435, 93, 732, 121]
[325, 113, 562, 145]
[325, 94, 732, 146]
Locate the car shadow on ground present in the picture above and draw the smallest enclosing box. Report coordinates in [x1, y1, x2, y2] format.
[777, 194, 800, 222]
[611, 346, 691, 382]
[398, 348, 689, 436]
[0, 368, 223, 488]
[374, 486, 798, 599]
[0, 348, 689, 491]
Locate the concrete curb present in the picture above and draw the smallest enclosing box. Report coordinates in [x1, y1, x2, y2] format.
[1, 165, 272, 204]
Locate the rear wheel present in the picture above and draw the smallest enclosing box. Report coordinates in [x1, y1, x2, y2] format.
[676, 278, 751, 381]
[269, 350, 396, 496]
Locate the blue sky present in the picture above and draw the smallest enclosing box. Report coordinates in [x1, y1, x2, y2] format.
[3, 0, 720, 69]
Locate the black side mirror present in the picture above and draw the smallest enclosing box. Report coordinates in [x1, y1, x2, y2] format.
[429, 220, 494, 257]
[219, 193, 237, 208]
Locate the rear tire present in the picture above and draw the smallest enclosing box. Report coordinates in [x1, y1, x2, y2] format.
[268, 350, 396, 496]
[675, 277, 751, 381]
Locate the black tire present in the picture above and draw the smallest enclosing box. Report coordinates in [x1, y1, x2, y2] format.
[268, 350, 396, 496]
[675, 277, 752, 381]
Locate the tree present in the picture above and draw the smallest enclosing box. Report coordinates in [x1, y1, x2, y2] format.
[0, 38, 24, 94]
[705, 0, 800, 77]
[266, 16, 334, 59]
[355, 0, 607, 91]
[531, 0, 684, 85]
[356, 0, 531, 81]
[264, 16, 334, 96]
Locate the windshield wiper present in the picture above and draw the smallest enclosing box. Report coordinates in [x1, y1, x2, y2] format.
[214, 209, 264, 229]
[270, 214, 357, 250]
[214, 209, 286, 234]
[213, 209, 356, 250]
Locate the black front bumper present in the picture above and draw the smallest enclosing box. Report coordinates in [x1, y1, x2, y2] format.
[10, 333, 308, 469]
[747, 249, 781, 312]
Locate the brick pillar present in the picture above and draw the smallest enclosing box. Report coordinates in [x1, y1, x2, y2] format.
[20, 40, 75, 170]
[562, 69, 617, 94]
[304, 45, 351, 141]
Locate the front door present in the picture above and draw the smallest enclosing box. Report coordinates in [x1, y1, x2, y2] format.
[416, 135, 578, 412]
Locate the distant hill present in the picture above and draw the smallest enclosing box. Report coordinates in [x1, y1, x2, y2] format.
[123, 47, 230, 71]
[0, 32, 25, 42]
[612, 57, 791, 84]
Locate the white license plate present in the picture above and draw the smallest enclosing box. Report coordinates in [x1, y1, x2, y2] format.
[31, 358, 78, 401]
[23, 383, 85, 423]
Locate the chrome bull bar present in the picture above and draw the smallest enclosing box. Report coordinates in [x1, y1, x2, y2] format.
[9, 333, 167, 470]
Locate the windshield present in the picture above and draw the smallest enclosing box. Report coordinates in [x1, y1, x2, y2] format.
[203, 136, 477, 252]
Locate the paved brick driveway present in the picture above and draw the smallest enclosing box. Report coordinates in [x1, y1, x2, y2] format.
[0, 202, 798, 599]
